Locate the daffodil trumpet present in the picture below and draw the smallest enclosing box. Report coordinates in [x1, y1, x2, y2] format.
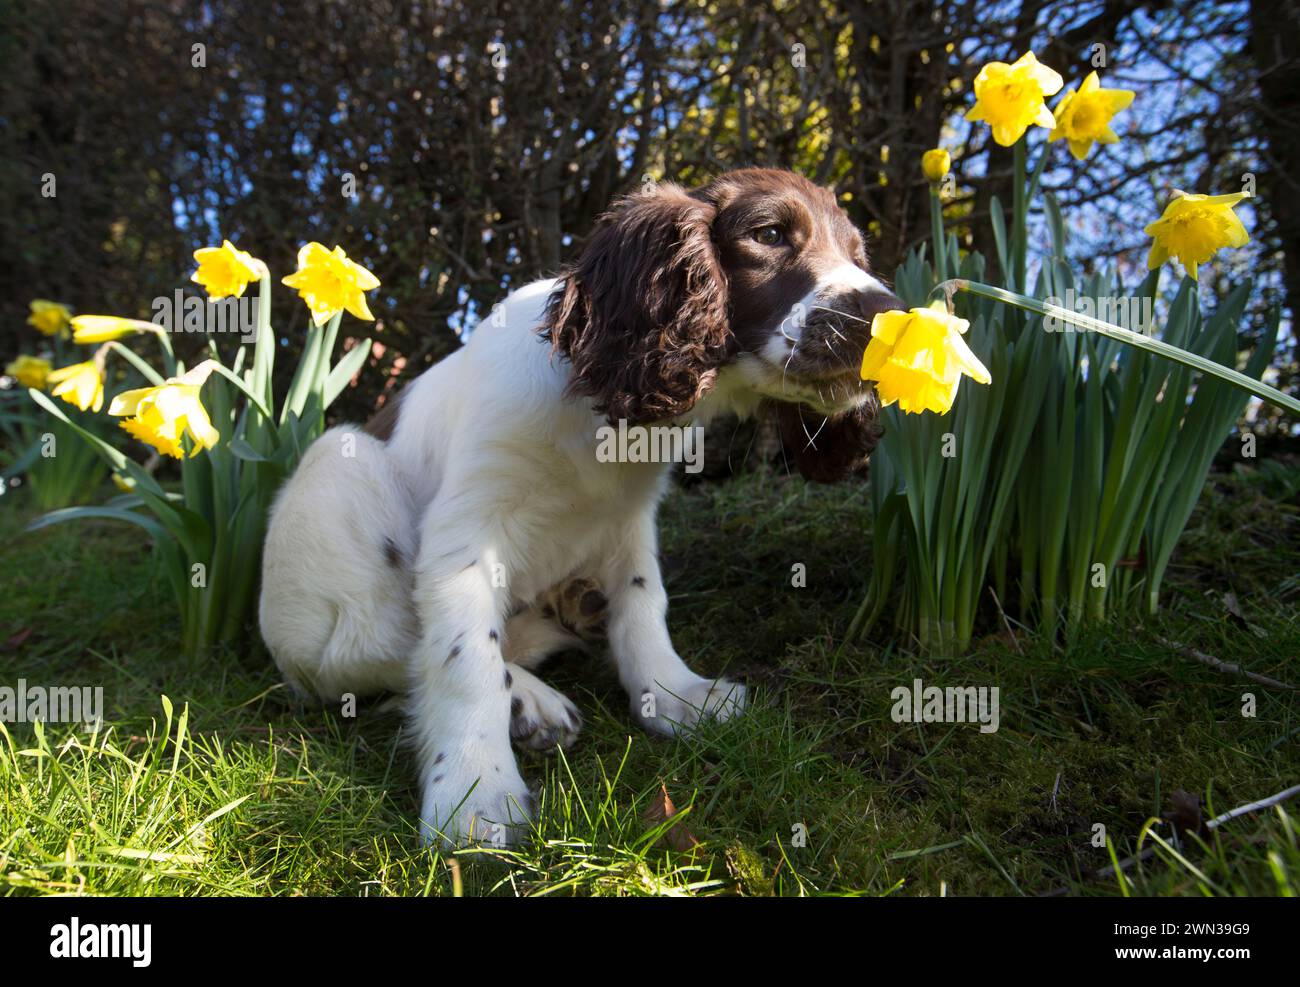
[934, 278, 1300, 416]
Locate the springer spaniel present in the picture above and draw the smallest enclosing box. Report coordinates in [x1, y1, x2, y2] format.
[259, 168, 901, 845]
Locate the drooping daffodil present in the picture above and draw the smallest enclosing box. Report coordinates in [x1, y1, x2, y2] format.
[1144, 190, 1250, 282]
[46, 360, 105, 413]
[27, 300, 72, 338]
[6, 354, 53, 390]
[860, 301, 992, 415]
[108, 361, 221, 459]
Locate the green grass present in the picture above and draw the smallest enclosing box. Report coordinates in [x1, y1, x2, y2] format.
[1, 458, 1298, 896]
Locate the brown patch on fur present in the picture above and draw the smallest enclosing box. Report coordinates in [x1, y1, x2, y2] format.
[541, 183, 732, 426]
[364, 389, 403, 441]
[383, 538, 405, 569]
[774, 397, 883, 484]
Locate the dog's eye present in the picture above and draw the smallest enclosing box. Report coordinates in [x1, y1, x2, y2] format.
[751, 225, 785, 247]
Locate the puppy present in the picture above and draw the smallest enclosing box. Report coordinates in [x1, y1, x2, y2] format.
[259, 168, 901, 845]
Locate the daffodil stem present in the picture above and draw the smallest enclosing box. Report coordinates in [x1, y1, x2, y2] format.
[312, 311, 343, 404]
[153, 318, 177, 378]
[206, 362, 274, 421]
[253, 269, 274, 410]
[1026, 141, 1051, 201]
[936, 279, 1300, 415]
[105, 341, 166, 387]
[929, 186, 948, 284]
[1012, 141, 1027, 292]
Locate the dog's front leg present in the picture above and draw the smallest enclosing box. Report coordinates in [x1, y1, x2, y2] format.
[600, 512, 746, 736]
[409, 506, 530, 847]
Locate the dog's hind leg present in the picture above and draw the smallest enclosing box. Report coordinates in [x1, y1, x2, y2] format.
[259, 426, 419, 703]
[501, 576, 608, 669]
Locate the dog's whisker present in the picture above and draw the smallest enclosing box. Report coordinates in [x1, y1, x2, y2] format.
[803, 415, 829, 451]
[811, 304, 871, 325]
[799, 408, 815, 446]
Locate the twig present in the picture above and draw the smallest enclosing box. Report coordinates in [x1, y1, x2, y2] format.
[1156, 635, 1296, 691]
[1209, 783, 1300, 828]
[988, 586, 1022, 654]
[1040, 782, 1300, 896]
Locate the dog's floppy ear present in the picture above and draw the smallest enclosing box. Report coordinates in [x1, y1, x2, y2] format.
[542, 183, 730, 425]
[774, 396, 884, 484]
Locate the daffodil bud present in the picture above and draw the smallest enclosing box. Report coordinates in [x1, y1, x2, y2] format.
[71, 315, 159, 344]
[922, 148, 951, 183]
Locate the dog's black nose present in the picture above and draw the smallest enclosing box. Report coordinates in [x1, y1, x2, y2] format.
[857, 288, 903, 328]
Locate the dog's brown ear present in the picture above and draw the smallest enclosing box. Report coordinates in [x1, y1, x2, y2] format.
[774, 396, 883, 484]
[542, 183, 730, 425]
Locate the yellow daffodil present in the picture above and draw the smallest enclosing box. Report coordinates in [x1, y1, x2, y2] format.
[192, 240, 262, 299]
[1144, 190, 1250, 282]
[922, 148, 951, 183]
[46, 360, 105, 413]
[27, 300, 72, 338]
[71, 315, 159, 344]
[860, 301, 991, 415]
[281, 242, 381, 326]
[964, 51, 1063, 147]
[6, 354, 52, 390]
[1049, 71, 1134, 160]
[108, 362, 220, 459]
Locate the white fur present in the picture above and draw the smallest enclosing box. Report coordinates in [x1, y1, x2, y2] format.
[260, 278, 752, 847]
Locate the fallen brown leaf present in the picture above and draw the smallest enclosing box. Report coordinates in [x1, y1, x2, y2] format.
[2, 626, 33, 651]
[644, 782, 701, 853]
[1163, 789, 1211, 842]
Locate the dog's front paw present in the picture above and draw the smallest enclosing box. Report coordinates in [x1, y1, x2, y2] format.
[509, 665, 582, 751]
[418, 757, 533, 848]
[634, 675, 747, 737]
